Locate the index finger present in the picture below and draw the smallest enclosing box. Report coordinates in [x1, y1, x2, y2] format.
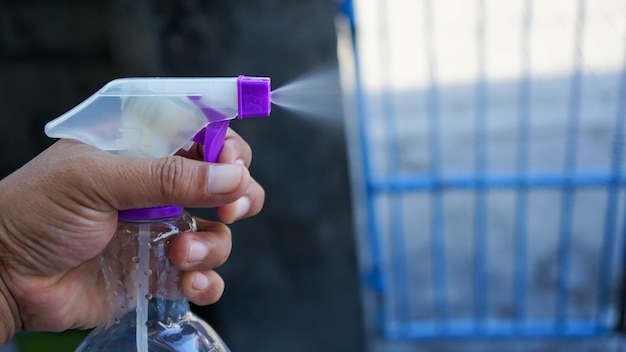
[175, 141, 204, 160]
[175, 128, 253, 168]
[219, 128, 253, 167]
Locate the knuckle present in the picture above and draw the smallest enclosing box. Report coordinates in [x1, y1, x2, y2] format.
[241, 141, 252, 160]
[187, 272, 224, 305]
[249, 184, 266, 215]
[205, 273, 225, 303]
[211, 225, 232, 266]
[257, 186, 266, 204]
[153, 156, 185, 197]
[241, 144, 253, 166]
[225, 135, 252, 165]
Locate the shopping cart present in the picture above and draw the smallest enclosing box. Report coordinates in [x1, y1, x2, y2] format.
[338, 0, 626, 343]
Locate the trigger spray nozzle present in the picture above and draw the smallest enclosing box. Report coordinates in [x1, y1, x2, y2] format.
[192, 75, 271, 163]
[45, 74, 271, 218]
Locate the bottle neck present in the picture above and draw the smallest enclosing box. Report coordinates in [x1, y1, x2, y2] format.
[118, 205, 183, 220]
[101, 211, 195, 326]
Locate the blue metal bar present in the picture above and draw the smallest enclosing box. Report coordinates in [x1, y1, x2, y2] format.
[474, 0, 489, 333]
[368, 0, 397, 332]
[596, 23, 626, 327]
[513, 0, 533, 330]
[555, 0, 586, 331]
[424, 0, 449, 330]
[369, 171, 626, 192]
[344, 0, 386, 295]
[375, 0, 413, 326]
[384, 318, 612, 340]
[338, 0, 356, 33]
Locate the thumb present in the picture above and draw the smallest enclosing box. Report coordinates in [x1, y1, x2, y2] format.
[103, 155, 250, 210]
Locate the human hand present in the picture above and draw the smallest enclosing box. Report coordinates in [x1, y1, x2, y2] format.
[0, 128, 264, 344]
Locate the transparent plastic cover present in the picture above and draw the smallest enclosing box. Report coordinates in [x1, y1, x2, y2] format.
[45, 77, 240, 158]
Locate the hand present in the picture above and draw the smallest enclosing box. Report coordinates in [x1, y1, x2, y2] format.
[0, 128, 265, 344]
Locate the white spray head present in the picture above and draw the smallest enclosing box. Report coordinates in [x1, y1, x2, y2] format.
[45, 76, 271, 158]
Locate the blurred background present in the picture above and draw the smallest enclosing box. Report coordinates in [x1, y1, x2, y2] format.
[341, 0, 626, 351]
[2, 0, 626, 351]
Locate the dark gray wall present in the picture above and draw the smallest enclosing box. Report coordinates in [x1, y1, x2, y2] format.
[0, 1, 364, 351]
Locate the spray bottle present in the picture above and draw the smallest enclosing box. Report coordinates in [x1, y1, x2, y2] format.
[44, 76, 271, 351]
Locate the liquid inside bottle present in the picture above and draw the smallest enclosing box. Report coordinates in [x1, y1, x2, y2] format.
[75, 210, 229, 352]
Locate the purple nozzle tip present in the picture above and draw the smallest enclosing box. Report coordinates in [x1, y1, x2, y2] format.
[237, 76, 271, 118]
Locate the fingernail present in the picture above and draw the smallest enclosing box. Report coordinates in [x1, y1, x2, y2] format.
[207, 164, 242, 194]
[232, 196, 251, 221]
[188, 240, 208, 263]
[192, 273, 210, 291]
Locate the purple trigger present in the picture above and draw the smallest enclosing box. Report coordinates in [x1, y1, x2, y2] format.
[192, 122, 229, 163]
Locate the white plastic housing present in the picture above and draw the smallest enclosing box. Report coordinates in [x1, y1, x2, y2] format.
[45, 77, 240, 158]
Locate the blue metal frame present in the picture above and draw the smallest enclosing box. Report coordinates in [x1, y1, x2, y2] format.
[340, 0, 626, 340]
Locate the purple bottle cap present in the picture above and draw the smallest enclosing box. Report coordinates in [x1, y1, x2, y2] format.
[118, 206, 183, 220]
[237, 76, 271, 118]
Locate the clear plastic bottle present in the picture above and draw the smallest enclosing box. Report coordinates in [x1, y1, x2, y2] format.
[74, 207, 230, 352]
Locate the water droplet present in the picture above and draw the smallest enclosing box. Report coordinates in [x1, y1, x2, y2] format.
[136, 282, 142, 288]
[112, 290, 118, 297]
[114, 318, 121, 325]
[126, 294, 134, 300]
[145, 293, 153, 300]
[146, 320, 153, 327]
[120, 305, 126, 311]
[165, 267, 171, 273]
[116, 280, 123, 287]
[144, 269, 152, 276]
[156, 256, 165, 263]
[131, 256, 140, 263]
